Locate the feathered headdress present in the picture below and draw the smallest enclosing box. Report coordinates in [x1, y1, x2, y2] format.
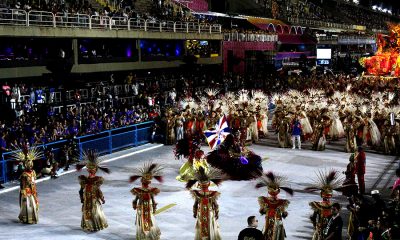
[204, 88, 219, 98]
[13, 145, 43, 162]
[129, 162, 164, 183]
[174, 138, 200, 161]
[255, 172, 294, 196]
[13, 145, 43, 169]
[76, 149, 110, 173]
[305, 169, 343, 198]
[186, 167, 223, 189]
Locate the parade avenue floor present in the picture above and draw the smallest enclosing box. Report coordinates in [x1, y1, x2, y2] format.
[0, 143, 398, 240]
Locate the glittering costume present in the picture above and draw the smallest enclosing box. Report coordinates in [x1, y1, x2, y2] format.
[77, 150, 110, 232]
[256, 172, 293, 240]
[206, 133, 263, 180]
[344, 115, 357, 153]
[186, 167, 223, 240]
[341, 153, 358, 197]
[177, 150, 209, 182]
[306, 170, 343, 240]
[130, 163, 163, 240]
[300, 111, 313, 140]
[166, 110, 175, 145]
[14, 146, 42, 224]
[329, 111, 345, 140]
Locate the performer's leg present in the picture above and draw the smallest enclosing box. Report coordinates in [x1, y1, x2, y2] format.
[291, 136, 295, 149]
[296, 135, 301, 149]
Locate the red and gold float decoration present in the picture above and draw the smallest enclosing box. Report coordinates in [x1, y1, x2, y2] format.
[360, 24, 400, 77]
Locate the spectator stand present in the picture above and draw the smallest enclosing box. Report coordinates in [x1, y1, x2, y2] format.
[0, 120, 154, 184]
[0, 8, 222, 34]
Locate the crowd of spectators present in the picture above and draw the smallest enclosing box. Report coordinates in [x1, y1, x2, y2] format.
[338, 3, 393, 31]
[0, 75, 164, 152]
[285, 0, 345, 24]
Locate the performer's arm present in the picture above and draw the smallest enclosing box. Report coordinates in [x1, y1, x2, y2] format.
[213, 200, 219, 220]
[98, 188, 105, 204]
[132, 196, 138, 209]
[151, 195, 157, 213]
[193, 199, 198, 218]
[310, 211, 318, 228]
[79, 187, 84, 203]
[258, 197, 266, 215]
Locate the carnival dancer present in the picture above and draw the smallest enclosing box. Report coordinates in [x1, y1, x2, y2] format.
[77, 149, 110, 232]
[306, 170, 343, 240]
[362, 111, 381, 148]
[256, 172, 293, 240]
[177, 149, 209, 182]
[291, 115, 302, 149]
[174, 137, 209, 182]
[299, 109, 313, 141]
[344, 114, 357, 153]
[175, 113, 185, 142]
[129, 162, 163, 240]
[259, 108, 269, 138]
[328, 109, 345, 141]
[206, 133, 263, 180]
[14, 145, 42, 224]
[165, 109, 175, 145]
[341, 153, 358, 197]
[186, 167, 223, 240]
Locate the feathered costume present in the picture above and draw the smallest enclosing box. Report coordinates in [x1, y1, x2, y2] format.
[305, 170, 343, 240]
[76, 149, 110, 232]
[256, 172, 293, 240]
[186, 167, 223, 240]
[174, 138, 209, 182]
[328, 111, 345, 139]
[130, 162, 163, 240]
[206, 133, 263, 180]
[13, 146, 43, 224]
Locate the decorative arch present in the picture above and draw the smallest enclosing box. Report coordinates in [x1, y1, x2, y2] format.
[290, 26, 297, 35]
[267, 23, 276, 33]
[276, 24, 284, 34]
[283, 25, 290, 34]
[297, 26, 304, 35]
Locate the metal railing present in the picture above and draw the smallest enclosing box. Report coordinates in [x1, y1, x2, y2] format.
[318, 35, 376, 44]
[224, 32, 278, 42]
[287, 17, 366, 31]
[0, 8, 222, 34]
[0, 121, 154, 184]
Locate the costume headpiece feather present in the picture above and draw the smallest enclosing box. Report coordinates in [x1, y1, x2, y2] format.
[255, 171, 293, 196]
[129, 162, 164, 183]
[185, 166, 223, 189]
[13, 145, 43, 163]
[305, 169, 343, 197]
[76, 149, 110, 173]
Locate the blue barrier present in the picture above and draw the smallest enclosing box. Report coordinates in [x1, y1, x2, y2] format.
[0, 121, 154, 184]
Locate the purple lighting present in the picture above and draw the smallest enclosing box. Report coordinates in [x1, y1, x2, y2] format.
[240, 156, 248, 165]
[126, 46, 132, 58]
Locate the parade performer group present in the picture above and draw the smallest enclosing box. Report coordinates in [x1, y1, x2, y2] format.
[163, 86, 400, 156]
[11, 142, 354, 240]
